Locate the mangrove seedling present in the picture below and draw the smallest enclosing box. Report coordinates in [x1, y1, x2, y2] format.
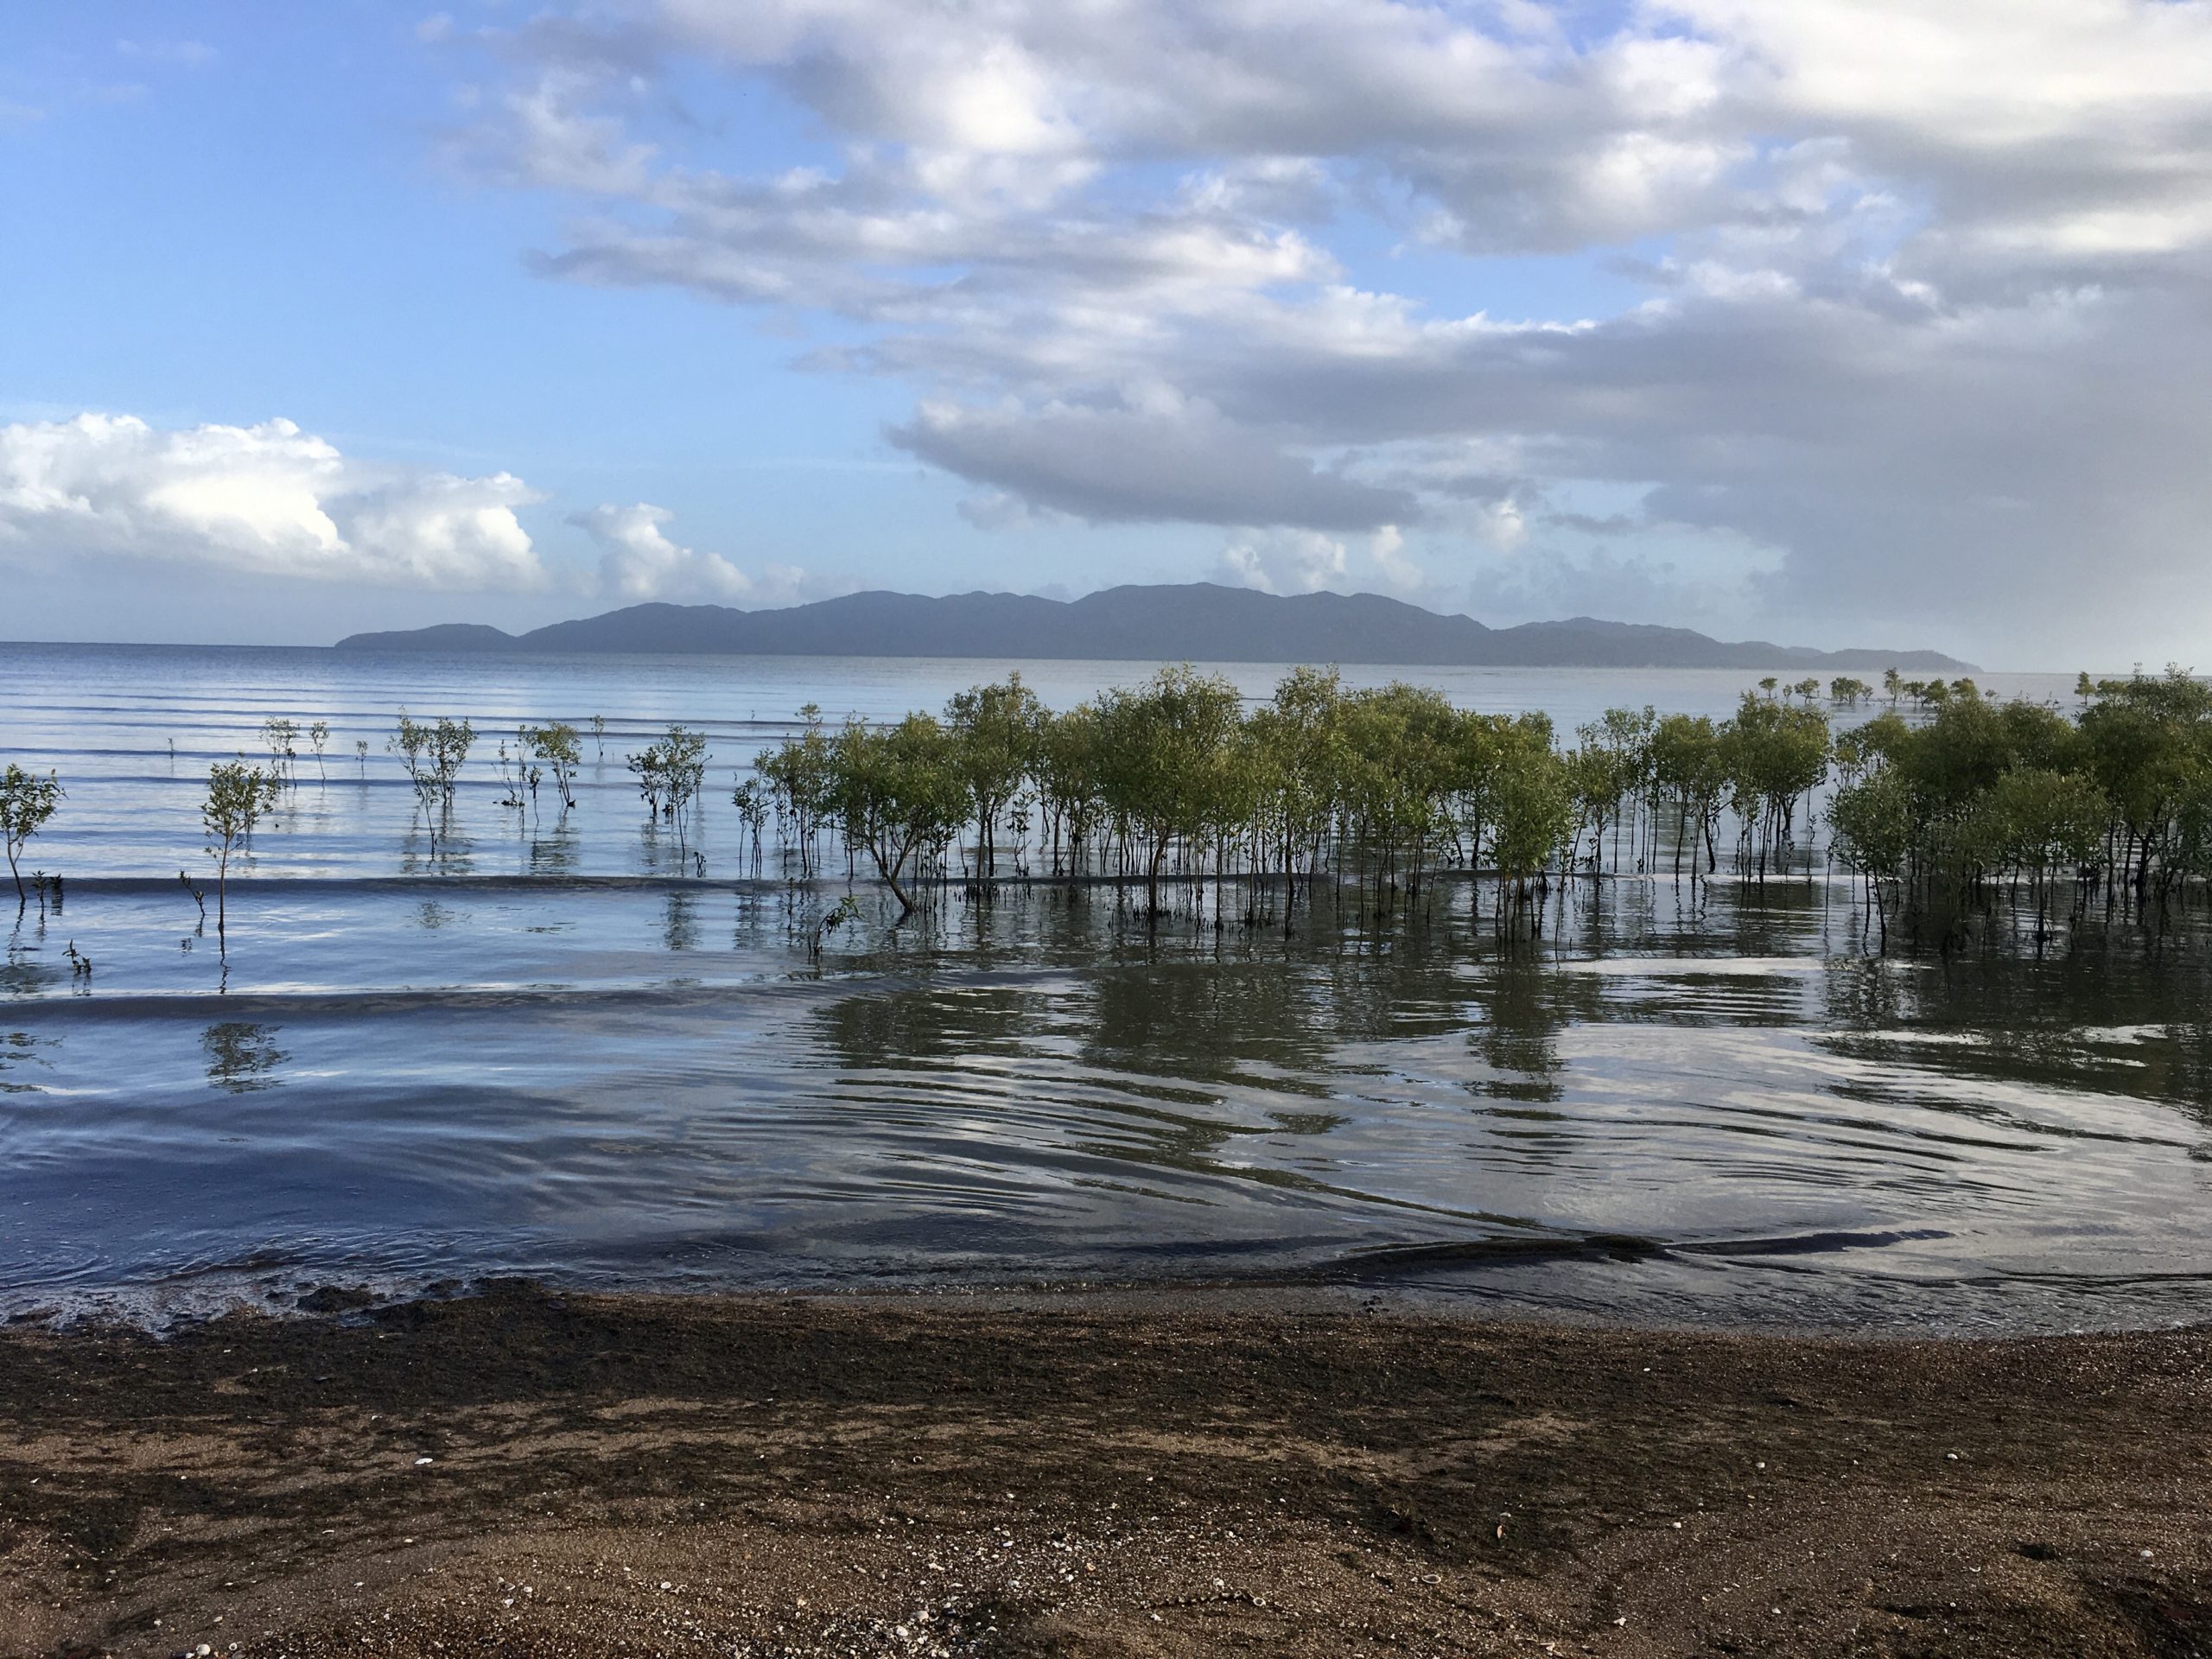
[493, 739, 524, 810]
[1, 763, 64, 906]
[732, 777, 769, 874]
[179, 869, 207, 929]
[627, 724, 709, 861]
[261, 716, 299, 786]
[519, 721, 582, 810]
[202, 760, 282, 947]
[390, 711, 475, 807]
[309, 720, 330, 781]
[806, 892, 866, 961]
[390, 712, 476, 855]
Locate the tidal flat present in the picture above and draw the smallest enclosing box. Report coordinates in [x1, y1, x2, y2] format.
[3, 1285, 2209, 1657]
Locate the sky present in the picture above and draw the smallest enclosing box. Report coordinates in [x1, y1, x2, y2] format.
[4, 2, 2211, 667]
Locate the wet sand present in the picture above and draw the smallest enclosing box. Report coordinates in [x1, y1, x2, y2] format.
[3, 1284, 2209, 1657]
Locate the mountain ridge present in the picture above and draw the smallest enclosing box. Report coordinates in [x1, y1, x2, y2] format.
[336, 583, 1972, 672]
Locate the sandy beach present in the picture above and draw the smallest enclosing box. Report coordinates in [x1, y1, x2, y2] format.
[3, 1284, 2208, 1656]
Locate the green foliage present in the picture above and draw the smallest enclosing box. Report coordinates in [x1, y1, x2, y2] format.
[1651, 713, 1726, 874]
[1033, 702, 1105, 874]
[1714, 694, 1832, 877]
[519, 720, 582, 809]
[944, 673, 1043, 879]
[389, 710, 474, 809]
[1827, 766, 1913, 881]
[260, 716, 298, 784]
[826, 713, 969, 913]
[1091, 666, 1246, 912]
[1486, 736, 1574, 888]
[1, 764, 64, 903]
[1827, 669, 2212, 923]
[725, 662, 2212, 936]
[756, 705, 836, 875]
[627, 724, 709, 859]
[201, 760, 283, 941]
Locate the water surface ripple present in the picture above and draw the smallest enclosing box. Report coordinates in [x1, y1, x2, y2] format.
[3, 645, 2205, 1332]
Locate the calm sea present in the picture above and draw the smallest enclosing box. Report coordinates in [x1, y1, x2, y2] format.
[7, 641, 2207, 1333]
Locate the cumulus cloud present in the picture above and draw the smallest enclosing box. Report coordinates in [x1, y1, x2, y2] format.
[1217, 528, 1348, 595]
[1217, 525, 1425, 598]
[0, 413, 546, 589]
[575, 500, 747, 601]
[432, 0, 2212, 656]
[571, 500, 820, 607]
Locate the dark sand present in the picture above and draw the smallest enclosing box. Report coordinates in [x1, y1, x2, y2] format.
[3, 1285, 2209, 1657]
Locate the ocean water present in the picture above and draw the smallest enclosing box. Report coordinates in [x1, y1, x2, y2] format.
[9, 641, 2208, 1333]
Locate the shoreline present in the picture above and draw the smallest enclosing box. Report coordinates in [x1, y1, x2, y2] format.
[4, 1284, 2208, 1657]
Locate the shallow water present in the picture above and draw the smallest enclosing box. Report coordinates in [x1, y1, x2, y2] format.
[6, 643, 2206, 1332]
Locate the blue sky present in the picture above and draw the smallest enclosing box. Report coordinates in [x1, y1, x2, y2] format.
[4, 2, 2210, 665]
[1, 4, 1003, 635]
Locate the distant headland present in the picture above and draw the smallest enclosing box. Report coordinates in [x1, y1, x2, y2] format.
[336, 583, 1971, 672]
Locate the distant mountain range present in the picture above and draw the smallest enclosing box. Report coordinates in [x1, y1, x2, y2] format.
[336, 584, 1971, 672]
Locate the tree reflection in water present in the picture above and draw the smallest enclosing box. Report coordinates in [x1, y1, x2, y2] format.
[202, 1021, 287, 1094]
[664, 888, 699, 953]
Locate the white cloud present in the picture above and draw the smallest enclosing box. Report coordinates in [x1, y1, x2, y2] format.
[1218, 528, 1348, 595]
[1364, 524, 1427, 595]
[1217, 524, 1424, 597]
[571, 500, 820, 607]
[0, 414, 547, 590]
[435, 0, 2212, 656]
[574, 500, 751, 601]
